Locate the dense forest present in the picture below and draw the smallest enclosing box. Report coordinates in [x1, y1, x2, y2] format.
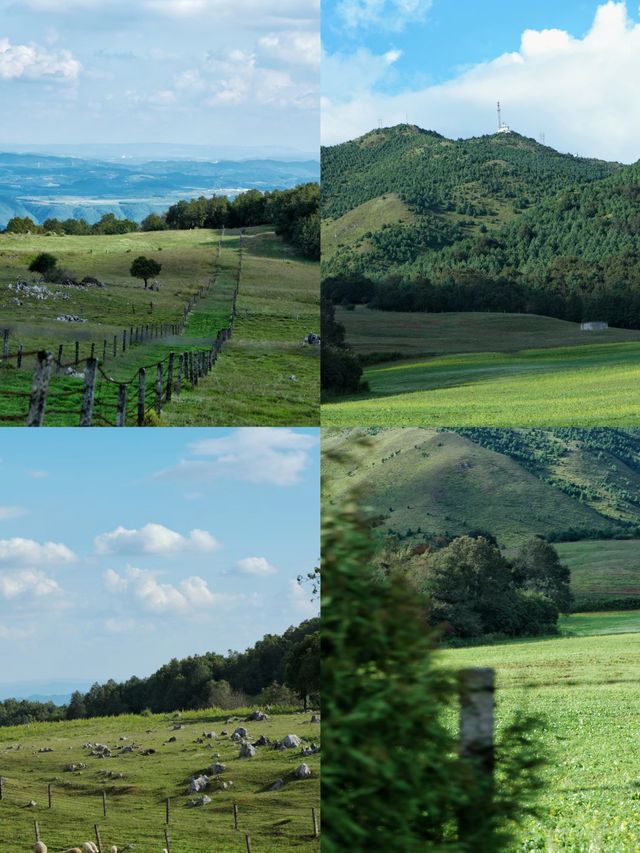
[4, 183, 320, 260]
[0, 618, 319, 728]
[322, 125, 640, 327]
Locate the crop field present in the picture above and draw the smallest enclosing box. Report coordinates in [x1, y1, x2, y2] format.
[322, 341, 640, 427]
[162, 231, 320, 427]
[0, 227, 319, 426]
[0, 708, 320, 853]
[554, 540, 640, 606]
[442, 621, 640, 852]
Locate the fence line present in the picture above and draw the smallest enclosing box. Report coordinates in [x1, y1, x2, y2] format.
[0, 228, 244, 427]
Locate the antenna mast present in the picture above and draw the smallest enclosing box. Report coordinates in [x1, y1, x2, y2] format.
[497, 101, 502, 132]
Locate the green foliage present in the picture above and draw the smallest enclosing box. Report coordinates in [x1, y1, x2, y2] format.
[28, 251, 58, 276]
[284, 632, 320, 700]
[321, 299, 364, 394]
[130, 255, 162, 287]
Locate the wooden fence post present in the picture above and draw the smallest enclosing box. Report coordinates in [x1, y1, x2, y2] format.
[458, 668, 495, 843]
[176, 354, 183, 396]
[90, 342, 96, 360]
[48, 783, 52, 809]
[138, 368, 146, 427]
[34, 820, 40, 842]
[155, 362, 163, 414]
[102, 790, 107, 818]
[75, 340, 80, 365]
[116, 384, 127, 427]
[102, 339, 107, 364]
[2, 329, 8, 361]
[245, 833, 252, 853]
[0, 776, 4, 800]
[27, 351, 53, 427]
[113, 335, 117, 358]
[94, 823, 103, 853]
[122, 329, 127, 354]
[166, 353, 175, 403]
[79, 358, 98, 427]
[312, 807, 319, 838]
[164, 828, 172, 853]
[57, 344, 63, 371]
[166, 796, 171, 824]
[233, 803, 239, 830]
[17, 344, 23, 368]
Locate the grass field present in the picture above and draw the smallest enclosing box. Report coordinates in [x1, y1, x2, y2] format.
[442, 619, 640, 852]
[0, 707, 320, 852]
[322, 340, 640, 427]
[555, 540, 640, 606]
[0, 227, 319, 426]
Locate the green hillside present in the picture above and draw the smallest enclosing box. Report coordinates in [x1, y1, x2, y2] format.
[322, 428, 640, 547]
[555, 540, 640, 606]
[0, 708, 320, 852]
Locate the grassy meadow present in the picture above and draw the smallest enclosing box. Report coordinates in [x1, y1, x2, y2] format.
[442, 619, 640, 852]
[0, 708, 320, 853]
[555, 540, 640, 607]
[0, 227, 319, 426]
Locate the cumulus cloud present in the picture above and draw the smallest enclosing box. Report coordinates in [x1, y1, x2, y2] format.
[157, 428, 318, 487]
[323, 47, 401, 103]
[0, 537, 75, 566]
[336, 0, 432, 31]
[94, 523, 219, 556]
[237, 556, 277, 576]
[258, 31, 320, 67]
[323, 2, 640, 162]
[0, 569, 60, 599]
[104, 566, 238, 615]
[0, 506, 26, 521]
[0, 37, 81, 81]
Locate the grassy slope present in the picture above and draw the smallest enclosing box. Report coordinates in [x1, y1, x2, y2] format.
[321, 193, 415, 261]
[162, 231, 320, 427]
[441, 626, 640, 852]
[322, 342, 640, 427]
[322, 429, 615, 547]
[0, 708, 320, 853]
[555, 540, 640, 604]
[337, 308, 640, 357]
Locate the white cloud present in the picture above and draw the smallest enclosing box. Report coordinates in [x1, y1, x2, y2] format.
[336, 0, 432, 31]
[323, 2, 640, 162]
[258, 31, 320, 67]
[94, 523, 219, 556]
[0, 622, 35, 640]
[158, 428, 318, 487]
[323, 47, 402, 104]
[288, 578, 318, 616]
[237, 556, 277, 576]
[0, 537, 75, 566]
[104, 566, 238, 615]
[0, 506, 26, 521]
[104, 617, 138, 634]
[0, 37, 80, 81]
[0, 569, 60, 599]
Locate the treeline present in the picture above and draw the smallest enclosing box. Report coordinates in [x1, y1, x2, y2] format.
[0, 618, 319, 728]
[4, 183, 320, 260]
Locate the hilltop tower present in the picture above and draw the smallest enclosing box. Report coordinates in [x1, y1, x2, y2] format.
[496, 101, 511, 134]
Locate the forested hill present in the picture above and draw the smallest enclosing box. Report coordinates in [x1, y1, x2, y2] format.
[321, 125, 640, 324]
[323, 428, 640, 547]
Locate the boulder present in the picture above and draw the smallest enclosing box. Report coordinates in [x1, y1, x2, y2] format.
[270, 778, 285, 791]
[283, 734, 301, 749]
[247, 711, 268, 722]
[294, 763, 312, 779]
[233, 727, 248, 738]
[255, 735, 270, 747]
[239, 744, 257, 759]
[210, 763, 226, 774]
[188, 775, 209, 794]
[187, 795, 212, 807]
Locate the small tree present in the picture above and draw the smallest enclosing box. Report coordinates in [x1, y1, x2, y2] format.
[130, 256, 162, 289]
[29, 252, 58, 277]
[284, 632, 320, 708]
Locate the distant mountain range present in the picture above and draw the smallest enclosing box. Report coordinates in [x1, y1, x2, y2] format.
[0, 150, 320, 228]
[0, 679, 95, 705]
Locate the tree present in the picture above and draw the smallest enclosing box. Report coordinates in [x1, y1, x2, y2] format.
[29, 252, 58, 277]
[512, 538, 573, 613]
[141, 213, 167, 231]
[66, 691, 87, 720]
[130, 256, 162, 288]
[284, 632, 320, 707]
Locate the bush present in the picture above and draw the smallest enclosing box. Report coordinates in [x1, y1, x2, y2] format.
[29, 252, 58, 276]
[321, 344, 363, 394]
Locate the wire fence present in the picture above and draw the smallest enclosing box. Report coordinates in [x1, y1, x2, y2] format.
[0, 229, 243, 427]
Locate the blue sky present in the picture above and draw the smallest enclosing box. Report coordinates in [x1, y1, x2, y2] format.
[0, 0, 319, 152]
[0, 428, 319, 688]
[322, 1, 640, 162]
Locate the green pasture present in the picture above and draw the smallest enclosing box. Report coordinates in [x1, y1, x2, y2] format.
[322, 341, 640, 427]
[162, 231, 320, 427]
[442, 624, 640, 851]
[0, 708, 320, 853]
[336, 308, 640, 357]
[555, 540, 640, 606]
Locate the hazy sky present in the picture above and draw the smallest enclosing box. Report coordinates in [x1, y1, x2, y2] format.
[0, 0, 319, 151]
[0, 427, 319, 686]
[323, 0, 640, 163]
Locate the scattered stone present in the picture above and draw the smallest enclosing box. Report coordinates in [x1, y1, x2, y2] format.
[140, 749, 156, 756]
[233, 727, 248, 739]
[187, 795, 212, 808]
[255, 735, 270, 747]
[304, 333, 321, 345]
[188, 775, 209, 794]
[80, 276, 103, 287]
[204, 731, 216, 739]
[64, 763, 87, 772]
[167, 737, 177, 743]
[247, 711, 268, 722]
[239, 744, 257, 759]
[301, 744, 321, 756]
[294, 763, 312, 780]
[310, 714, 320, 724]
[36, 747, 53, 754]
[289, 374, 298, 382]
[283, 734, 302, 749]
[27, 800, 37, 808]
[220, 730, 228, 737]
[56, 314, 87, 323]
[270, 779, 285, 791]
[210, 763, 226, 775]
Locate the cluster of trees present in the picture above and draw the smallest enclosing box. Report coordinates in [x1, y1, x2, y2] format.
[0, 618, 319, 728]
[321, 298, 364, 396]
[5, 184, 320, 260]
[417, 535, 572, 640]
